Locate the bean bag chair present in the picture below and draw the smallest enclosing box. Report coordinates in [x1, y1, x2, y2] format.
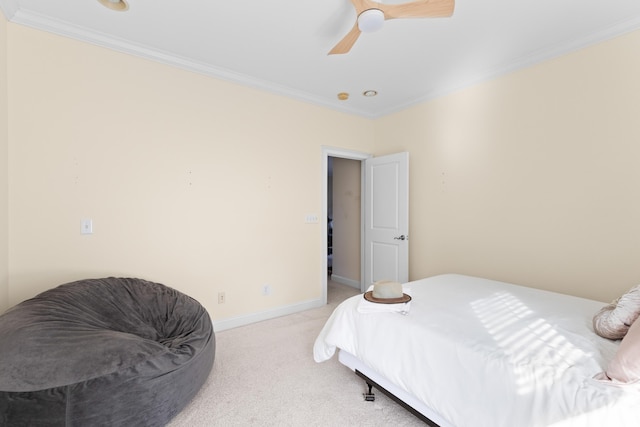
[0, 277, 215, 426]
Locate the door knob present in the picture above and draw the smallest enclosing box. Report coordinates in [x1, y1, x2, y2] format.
[394, 235, 407, 241]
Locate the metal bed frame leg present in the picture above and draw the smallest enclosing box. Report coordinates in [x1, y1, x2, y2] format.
[363, 382, 375, 402]
[356, 369, 440, 426]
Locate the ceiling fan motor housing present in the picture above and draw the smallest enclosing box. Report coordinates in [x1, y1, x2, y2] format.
[358, 9, 385, 33]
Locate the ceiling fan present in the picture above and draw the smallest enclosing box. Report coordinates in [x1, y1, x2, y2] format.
[329, 0, 455, 55]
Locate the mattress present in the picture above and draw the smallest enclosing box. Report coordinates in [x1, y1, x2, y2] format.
[313, 274, 640, 427]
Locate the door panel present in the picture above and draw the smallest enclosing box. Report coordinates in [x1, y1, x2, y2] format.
[372, 162, 399, 229]
[372, 242, 400, 283]
[364, 152, 409, 287]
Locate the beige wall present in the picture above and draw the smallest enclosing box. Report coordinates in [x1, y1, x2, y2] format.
[5, 24, 374, 320]
[0, 14, 8, 312]
[331, 157, 361, 286]
[5, 19, 640, 320]
[375, 30, 640, 302]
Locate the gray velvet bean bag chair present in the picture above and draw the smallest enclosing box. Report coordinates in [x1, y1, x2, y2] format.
[0, 277, 215, 426]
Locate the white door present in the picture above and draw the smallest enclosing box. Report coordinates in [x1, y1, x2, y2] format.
[364, 152, 409, 288]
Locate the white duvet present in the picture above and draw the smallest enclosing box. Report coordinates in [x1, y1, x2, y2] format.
[314, 274, 640, 427]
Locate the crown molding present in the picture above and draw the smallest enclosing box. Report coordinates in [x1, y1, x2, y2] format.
[6, 8, 374, 118]
[4, 4, 640, 119]
[0, 0, 19, 20]
[378, 14, 640, 118]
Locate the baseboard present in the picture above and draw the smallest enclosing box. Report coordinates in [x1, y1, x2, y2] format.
[330, 274, 361, 290]
[212, 298, 324, 332]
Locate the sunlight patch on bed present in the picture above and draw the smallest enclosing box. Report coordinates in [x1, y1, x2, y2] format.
[471, 291, 588, 394]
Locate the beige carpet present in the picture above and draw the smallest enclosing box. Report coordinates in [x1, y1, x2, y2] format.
[168, 280, 426, 426]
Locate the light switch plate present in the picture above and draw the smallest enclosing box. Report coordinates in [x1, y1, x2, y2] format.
[81, 219, 93, 234]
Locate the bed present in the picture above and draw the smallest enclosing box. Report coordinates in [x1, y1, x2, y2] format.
[313, 274, 640, 427]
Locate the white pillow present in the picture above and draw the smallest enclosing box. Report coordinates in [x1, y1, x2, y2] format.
[593, 284, 640, 340]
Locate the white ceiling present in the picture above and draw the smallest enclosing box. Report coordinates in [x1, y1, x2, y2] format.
[1, 0, 640, 118]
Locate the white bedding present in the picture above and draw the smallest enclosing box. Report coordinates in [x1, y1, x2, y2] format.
[313, 274, 640, 427]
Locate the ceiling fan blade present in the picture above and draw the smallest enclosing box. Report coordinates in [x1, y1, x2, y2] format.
[380, 0, 455, 20]
[351, 0, 381, 14]
[328, 23, 362, 55]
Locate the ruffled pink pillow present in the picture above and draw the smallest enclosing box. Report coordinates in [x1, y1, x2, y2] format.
[593, 285, 640, 340]
[597, 316, 640, 384]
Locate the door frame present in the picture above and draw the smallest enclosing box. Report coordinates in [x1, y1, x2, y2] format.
[321, 146, 371, 305]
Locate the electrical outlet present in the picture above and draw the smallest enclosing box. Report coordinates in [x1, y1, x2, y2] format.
[304, 214, 319, 224]
[218, 292, 225, 304]
[262, 284, 271, 296]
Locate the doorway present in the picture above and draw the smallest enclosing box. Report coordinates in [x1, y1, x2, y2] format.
[328, 156, 362, 289]
[321, 147, 370, 305]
